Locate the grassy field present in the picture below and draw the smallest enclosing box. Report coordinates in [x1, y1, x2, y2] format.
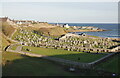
[2, 46, 119, 76]
[22, 46, 106, 63]
[88, 35, 101, 38]
[2, 52, 81, 76]
[1, 31, 79, 76]
[2, 37, 118, 76]
[95, 54, 119, 74]
[11, 46, 18, 50]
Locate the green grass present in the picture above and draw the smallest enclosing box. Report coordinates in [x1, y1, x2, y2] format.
[22, 46, 106, 63]
[2, 31, 80, 76]
[1, 33, 11, 50]
[2, 52, 80, 76]
[37, 27, 66, 36]
[95, 54, 119, 74]
[11, 46, 18, 50]
[88, 35, 100, 38]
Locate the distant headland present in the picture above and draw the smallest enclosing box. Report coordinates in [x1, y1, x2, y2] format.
[0, 17, 108, 33]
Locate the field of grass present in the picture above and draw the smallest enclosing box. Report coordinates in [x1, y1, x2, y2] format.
[1, 31, 80, 76]
[2, 52, 82, 76]
[88, 35, 100, 38]
[95, 54, 119, 74]
[22, 46, 106, 63]
[11, 46, 18, 50]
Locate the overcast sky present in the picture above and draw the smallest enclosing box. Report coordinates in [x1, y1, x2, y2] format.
[1, 2, 118, 23]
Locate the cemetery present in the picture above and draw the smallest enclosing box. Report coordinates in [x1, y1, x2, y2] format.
[12, 28, 119, 54]
[2, 17, 119, 76]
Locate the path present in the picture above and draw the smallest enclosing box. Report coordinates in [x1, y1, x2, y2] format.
[2, 33, 19, 43]
[10, 28, 17, 39]
[15, 46, 22, 52]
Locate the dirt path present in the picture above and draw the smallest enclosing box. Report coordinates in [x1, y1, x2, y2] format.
[15, 46, 22, 52]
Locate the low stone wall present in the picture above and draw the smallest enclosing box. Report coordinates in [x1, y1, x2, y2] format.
[6, 44, 119, 70]
[89, 52, 119, 66]
[7, 48, 91, 69]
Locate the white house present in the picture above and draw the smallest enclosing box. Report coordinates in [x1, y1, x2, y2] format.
[16, 21, 23, 25]
[63, 24, 70, 28]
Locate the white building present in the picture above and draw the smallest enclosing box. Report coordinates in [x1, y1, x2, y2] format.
[63, 24, 70, 28]
[16, 21, 23, 25]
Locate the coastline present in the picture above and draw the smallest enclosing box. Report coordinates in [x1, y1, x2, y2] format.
[66, 29, 108, 33]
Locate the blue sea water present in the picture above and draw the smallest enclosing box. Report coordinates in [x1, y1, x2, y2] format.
[50, 23, 119, 38]
[68, 23, 119, 38]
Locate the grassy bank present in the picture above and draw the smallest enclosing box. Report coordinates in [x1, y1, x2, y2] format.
[37, 27, 66, 36]
[2, 52, 80, 76]
[11, 46, 18, 50]
[95, 54, 119, 74]
[1, 22, 16, 37]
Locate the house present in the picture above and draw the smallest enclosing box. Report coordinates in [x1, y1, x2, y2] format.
[92, 27, 99, 30]
[16, 21, 23, 25]
[81, 26, 87, 29]
[78, 33, 86, 36]
[63, 24, 70, 28]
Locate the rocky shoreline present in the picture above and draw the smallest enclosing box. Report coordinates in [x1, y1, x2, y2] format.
[66, 29, 108, 33]
[58, 24, 109, 33]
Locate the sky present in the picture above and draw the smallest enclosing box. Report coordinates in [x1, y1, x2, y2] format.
[1, 0, 119, 2]
[0, 2, 118, 23]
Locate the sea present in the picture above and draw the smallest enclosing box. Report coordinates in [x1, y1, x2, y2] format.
[50, 23, 119, 38]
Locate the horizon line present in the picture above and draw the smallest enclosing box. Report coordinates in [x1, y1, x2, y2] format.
[1, 0, 119, 2]
[49, 22, 119, 24]
[1, 16, 118, 24]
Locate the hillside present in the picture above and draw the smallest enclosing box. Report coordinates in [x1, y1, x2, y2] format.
[1, 22, 16, 38]
[0, 20, 15, 51]
[1, 32, 12, 51]
[32, 22, 54, 28]
[37, 27, 66, 36]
